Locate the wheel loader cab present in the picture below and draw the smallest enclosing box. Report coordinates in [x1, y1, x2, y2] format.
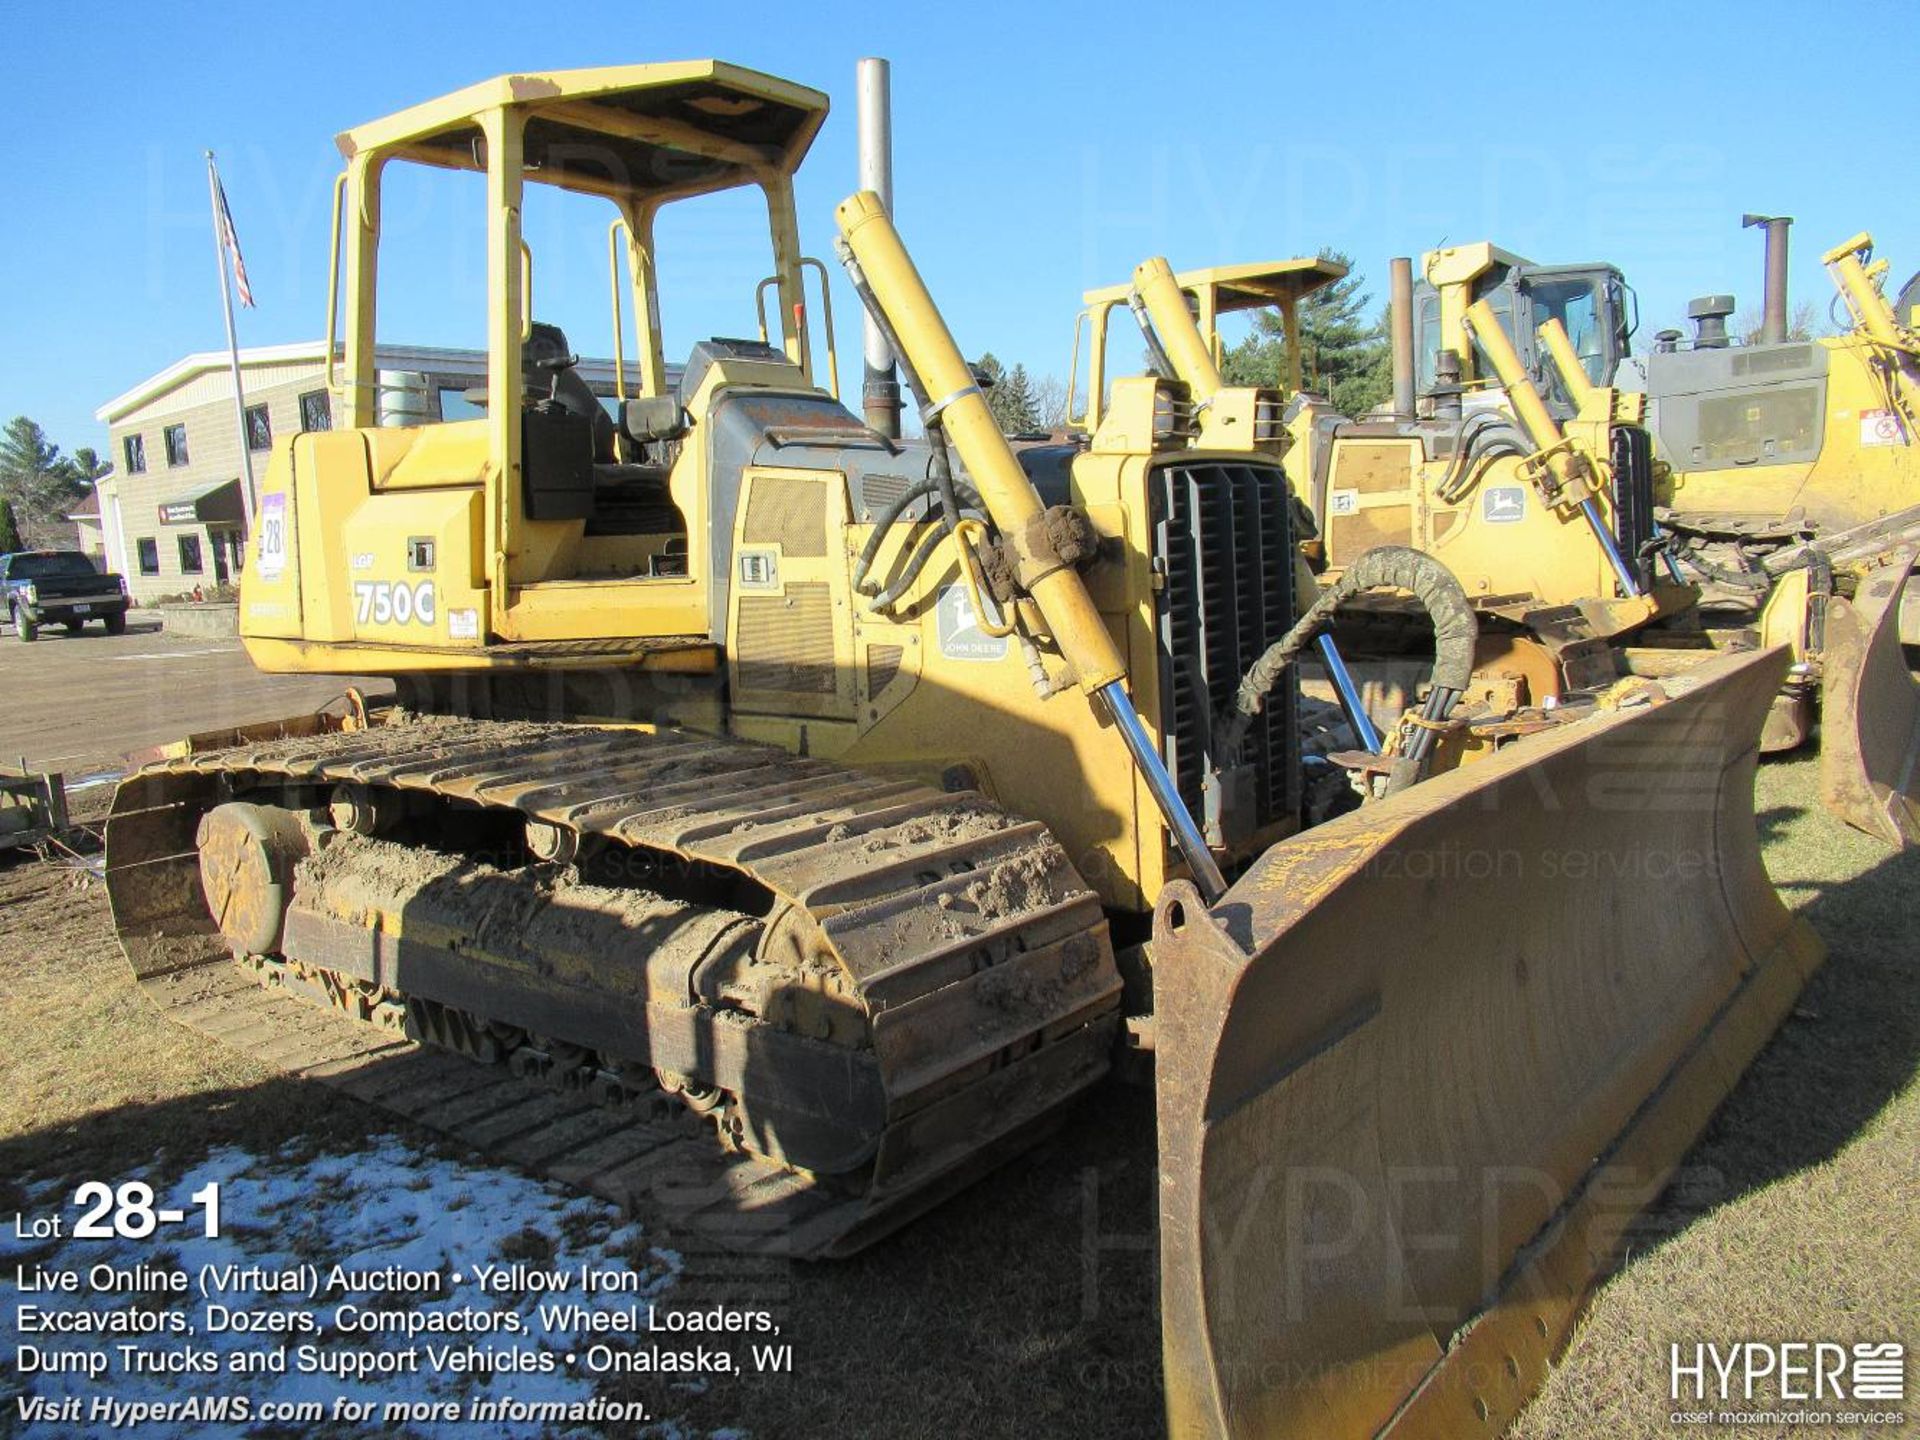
[239, 62, 835, 667]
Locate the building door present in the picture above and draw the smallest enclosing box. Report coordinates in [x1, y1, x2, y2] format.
[211, 527, 232, 586]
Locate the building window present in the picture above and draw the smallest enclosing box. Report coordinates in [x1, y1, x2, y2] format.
[123, 434, 147, 474]
[137, 537, 160, 575]
[244, 403, 272, 451]
[299, 390, 332, 433]
[164, 423, 189, 466]
[178, 535, 204, 575]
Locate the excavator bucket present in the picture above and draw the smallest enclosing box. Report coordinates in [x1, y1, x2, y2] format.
[1818, 547, 1920, 847]
[1153, 644, 1822, 1439]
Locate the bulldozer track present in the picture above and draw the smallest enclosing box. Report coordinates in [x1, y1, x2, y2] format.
[105, 717, 1121, 1258]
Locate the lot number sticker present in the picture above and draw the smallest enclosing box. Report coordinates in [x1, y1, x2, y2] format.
[256, 493, 288, 580]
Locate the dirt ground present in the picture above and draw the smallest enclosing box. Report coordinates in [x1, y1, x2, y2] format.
[0, 617, 382, 782]
[0, 639, 1912, 1438]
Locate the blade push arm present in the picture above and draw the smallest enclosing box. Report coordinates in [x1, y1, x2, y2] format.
[834, 191, 1228, 901]
[1465, 299, 1642, 597]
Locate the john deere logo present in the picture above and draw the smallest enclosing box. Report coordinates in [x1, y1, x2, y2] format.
[1483, 486, 1527, 524]
[937, 583, 1008, 662]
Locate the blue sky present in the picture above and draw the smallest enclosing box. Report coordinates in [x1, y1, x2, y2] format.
[4, 0, 1913, 455]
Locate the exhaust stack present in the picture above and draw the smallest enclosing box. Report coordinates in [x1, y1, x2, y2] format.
[1743, 213, 1793, 345]
[856, 58, 903, 439]
[1389, 256, 1415, 419]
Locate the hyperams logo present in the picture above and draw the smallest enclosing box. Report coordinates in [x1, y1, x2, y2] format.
[1669, 1342, 1906, 1428]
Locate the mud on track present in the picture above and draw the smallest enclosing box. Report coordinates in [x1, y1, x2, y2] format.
[0, 752, 1913, 1439]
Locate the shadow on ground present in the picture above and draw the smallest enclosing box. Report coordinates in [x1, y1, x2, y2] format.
[2, 757, 1913, 1440]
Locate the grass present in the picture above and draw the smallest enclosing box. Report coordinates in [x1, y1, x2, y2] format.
[1510, 757, 1919, 1439]
[0, 753, 1912, 1439]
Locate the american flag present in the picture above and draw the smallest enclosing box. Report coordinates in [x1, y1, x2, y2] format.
[213, 168, 254, 309]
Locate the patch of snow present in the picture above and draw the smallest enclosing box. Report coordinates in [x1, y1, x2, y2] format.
[0, 1135, 730, 1439]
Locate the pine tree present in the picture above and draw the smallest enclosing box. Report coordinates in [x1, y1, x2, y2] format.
[1219, 251, 1393, 417]
[996, 364, 1042, 434]
[0, 417, 89, 543]
[973, 353, 1043, 436]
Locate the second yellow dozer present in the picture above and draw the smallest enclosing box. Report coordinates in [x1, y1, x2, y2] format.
[1640, 227, 1920, 844]
[1119, 240, 1920, 847]
[102, 62, 1821, 1437]
[1387, 231, 1920, 845]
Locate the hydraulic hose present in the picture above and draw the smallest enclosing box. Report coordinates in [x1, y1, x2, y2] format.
[853, 479, 985, 594]
[1434, 412, 1530, 504]
[866, 507, 990, 612]
[1221, 546, 1477, 792]
[1676, 538, 1775, 591]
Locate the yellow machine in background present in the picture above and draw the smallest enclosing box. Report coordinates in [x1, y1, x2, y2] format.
[101, 61, 1826, 1440]
[1390, 225, 1920, 843]
[1636, 224, 1920, 842]
[1129, 224, 1919, 845]
[1110, 248, 1695, 727]
[1638, 226, 1916, 559]
[1071, 253, 1348, 438]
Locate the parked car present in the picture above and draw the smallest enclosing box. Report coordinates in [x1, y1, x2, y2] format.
[0, 550, 130, 640]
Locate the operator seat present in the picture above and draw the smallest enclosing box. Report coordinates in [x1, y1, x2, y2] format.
[524, 322, 617, 462]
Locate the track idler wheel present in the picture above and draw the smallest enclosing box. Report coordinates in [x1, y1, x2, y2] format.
[196, 802, 312, 957]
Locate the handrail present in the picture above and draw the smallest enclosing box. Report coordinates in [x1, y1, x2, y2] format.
[753, 275, 779, 345]
[1066, 309, 1087, 429]
[519, 240, 533, 342]
[607, 220, 630, 407]
[799, 256, 841, 401]
[752, 266, 841, 400]
[324, 172, 348, 389]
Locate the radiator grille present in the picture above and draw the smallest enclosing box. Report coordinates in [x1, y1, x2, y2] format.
[1610, 424, 1658, 577]
[743, 477, 830, 557]
[858, 473, 913, 518]
[1150, 460, 1302, 838]
[737, 583, 836, 694]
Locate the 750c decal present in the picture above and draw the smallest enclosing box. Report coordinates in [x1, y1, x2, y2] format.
[353, 580, 437, 627]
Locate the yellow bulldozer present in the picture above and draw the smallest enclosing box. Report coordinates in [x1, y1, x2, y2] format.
[105, 61, 1824, 1437]
[1393, 228, 1920, 844]
[1110, 230, 1920, 846]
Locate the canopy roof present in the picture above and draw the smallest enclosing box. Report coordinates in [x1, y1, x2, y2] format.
[336, 61, 831, 201]
[1084, 257, 1349, 312]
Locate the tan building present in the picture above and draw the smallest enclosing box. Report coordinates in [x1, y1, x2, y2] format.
[65, 489, 107, 561]
[95, 341, 633, 604]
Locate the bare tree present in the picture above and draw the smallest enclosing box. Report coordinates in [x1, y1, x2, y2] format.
[1029, 374, 1070, 430]
[1733, 300, 1824, 345]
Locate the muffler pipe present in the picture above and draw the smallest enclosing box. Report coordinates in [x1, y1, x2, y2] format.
[1389, 256, 1416, 419]
[1743, 213, 1793, 346]
[857, 58, 903, 439]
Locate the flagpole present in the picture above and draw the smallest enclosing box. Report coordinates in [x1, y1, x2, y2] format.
[206, 149, 257, 531]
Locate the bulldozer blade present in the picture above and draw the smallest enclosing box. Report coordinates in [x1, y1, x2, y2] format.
[1153, 644, 1822, 1440]
[1818, 546, 1920, 847]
